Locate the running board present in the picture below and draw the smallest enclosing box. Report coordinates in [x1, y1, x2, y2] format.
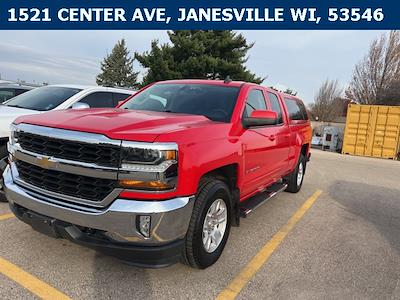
[239, 182, 288, 217]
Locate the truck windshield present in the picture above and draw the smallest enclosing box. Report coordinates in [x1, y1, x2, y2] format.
[121, 83, 240, 122]
[5, 86, 82, 111]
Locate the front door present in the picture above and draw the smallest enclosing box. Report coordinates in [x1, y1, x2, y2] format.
[240, 88, 282, 198]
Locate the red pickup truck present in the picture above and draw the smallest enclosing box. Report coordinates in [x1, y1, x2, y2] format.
[3, 79, 311, 269]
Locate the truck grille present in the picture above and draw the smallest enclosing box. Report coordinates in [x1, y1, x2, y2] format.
[16, 131, 121, 168]
[16, 160, 116, 201]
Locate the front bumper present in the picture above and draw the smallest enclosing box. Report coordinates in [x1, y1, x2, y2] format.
[3, 165, 195, 266]
[10, 201, 185, 267]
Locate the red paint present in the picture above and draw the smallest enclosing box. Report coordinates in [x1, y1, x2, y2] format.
[15, 80, 312, 202]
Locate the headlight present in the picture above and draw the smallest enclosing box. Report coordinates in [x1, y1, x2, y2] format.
[121, 147, 177, 165]
[9, 123, 17, 145]
[119, 141, 178, 191]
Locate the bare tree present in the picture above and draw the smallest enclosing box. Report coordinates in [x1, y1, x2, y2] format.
[310, 79, 343, 122]
[348, 31, 400, 105]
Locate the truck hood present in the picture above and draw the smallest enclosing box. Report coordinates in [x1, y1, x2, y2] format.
[14, 108, 217, 142]
[0, 105, 39, 138]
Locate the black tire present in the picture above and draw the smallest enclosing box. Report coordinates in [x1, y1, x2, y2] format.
[182, 179, 231, 269]
[0, 144, 8, 202]
[285, 154, 306, 193]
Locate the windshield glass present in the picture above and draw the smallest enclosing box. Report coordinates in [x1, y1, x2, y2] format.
[5, 86, 82, 111]
[121, 83, 240, 122]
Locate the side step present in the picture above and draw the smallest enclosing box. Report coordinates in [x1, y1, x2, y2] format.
[239, 182, 288, 217]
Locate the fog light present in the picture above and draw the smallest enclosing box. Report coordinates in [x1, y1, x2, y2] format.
[137, 215, 151, 238]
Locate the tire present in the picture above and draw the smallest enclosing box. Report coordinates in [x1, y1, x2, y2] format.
[182, 179, 231, 269]
[285, 154, 306, 193]
[0, 144, 8, 202]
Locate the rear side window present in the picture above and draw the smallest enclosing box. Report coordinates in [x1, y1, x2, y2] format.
[79, 92, 114, 108]
[243, 89, 267, 117]
[284, 98, 309, 121]
[14, 88, 30, 96]
[0, 89, 15, 103]
[268, 92, 284, 124]
[112, 92, 132, 106]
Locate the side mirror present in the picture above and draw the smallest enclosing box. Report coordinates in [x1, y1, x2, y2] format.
[72, 102, 90, 110]
[243, 110, 278, 128]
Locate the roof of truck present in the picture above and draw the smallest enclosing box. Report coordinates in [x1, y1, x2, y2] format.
[156, 79, 246, 87]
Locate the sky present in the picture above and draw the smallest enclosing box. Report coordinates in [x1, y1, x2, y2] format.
[0, 30, 386, 104]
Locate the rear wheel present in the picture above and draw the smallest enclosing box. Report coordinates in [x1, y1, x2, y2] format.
[285, 154, 306, 193]
[182, 179, 231, 269]
[0, 144, 8, 202]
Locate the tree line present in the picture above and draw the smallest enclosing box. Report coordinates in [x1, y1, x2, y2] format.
[310, 30, 400, 122]
[96, 30, 263, 88]
[96, 30, 400, 123]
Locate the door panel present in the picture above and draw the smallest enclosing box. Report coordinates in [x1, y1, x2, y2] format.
[240, 89, 283, 198]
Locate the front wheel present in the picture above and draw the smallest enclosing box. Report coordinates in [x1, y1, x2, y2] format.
[182, 179, 231, 269]
[285, 154, 306, 193]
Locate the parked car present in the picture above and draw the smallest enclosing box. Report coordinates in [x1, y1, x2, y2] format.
[3, 79, 311, 268]
[0, 85, 135, 201]
[0, 84, 35, 103]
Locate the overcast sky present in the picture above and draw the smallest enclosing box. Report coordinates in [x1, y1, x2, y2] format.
[0, 30, 386, 103]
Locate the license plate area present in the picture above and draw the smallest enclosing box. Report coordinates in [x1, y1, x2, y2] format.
[25, 211, 61, 238]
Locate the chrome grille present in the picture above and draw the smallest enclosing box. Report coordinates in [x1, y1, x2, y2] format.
[16, 160, 117, 202]
[16, 131, 121, 168]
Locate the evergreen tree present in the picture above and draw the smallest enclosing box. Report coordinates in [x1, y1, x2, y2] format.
[135, 31, 263, 86]
[96, 39, 139, 88]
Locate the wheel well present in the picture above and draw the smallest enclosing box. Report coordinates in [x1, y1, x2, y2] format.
[199, 164, 238, 191]
[198, 164, 240, 227]
[301, 143, 309, 157]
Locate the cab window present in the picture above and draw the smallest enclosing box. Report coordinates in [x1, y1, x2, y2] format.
[79, 92, 114, 108]
[284, 98, 309, 121]
[243, 89, 267, 118]
[268, 92, 284, 124]
[112, 92, 132, 106]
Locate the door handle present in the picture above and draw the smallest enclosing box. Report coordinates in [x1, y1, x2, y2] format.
[268, 135, 276, 141]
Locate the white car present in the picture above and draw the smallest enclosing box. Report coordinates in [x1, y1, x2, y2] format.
[0, 84, 135, 200]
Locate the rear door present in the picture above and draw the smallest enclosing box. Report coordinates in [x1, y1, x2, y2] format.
[265, 91, 292, 174]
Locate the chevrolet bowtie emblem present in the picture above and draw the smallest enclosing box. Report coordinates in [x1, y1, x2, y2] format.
[36, 156, 54, 169]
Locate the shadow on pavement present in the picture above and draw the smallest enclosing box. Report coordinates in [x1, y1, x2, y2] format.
[328, 180, 400, 254]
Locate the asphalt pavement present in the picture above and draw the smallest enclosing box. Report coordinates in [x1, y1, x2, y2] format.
[1, 150, 399, 299]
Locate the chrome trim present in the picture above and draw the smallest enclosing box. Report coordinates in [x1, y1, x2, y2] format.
[4, 165, 195, 244]
[9, 162, 120, 208]
[14, 123, 178, 151]
[14, 123, 121, 146]
[10, 144, 118, 179]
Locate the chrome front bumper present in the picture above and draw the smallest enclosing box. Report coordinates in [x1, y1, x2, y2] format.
[3, 165, 195, 245]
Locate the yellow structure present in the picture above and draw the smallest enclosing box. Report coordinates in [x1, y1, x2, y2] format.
[342, 104, 400, 159]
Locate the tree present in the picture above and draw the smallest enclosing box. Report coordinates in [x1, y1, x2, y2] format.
[310, 79, 343, 122]
[96, 39, 139, 88]
[348, 31, 400, 105]
[135, 30, 263, 86]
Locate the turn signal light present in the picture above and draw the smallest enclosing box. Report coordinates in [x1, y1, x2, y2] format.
[164, 150, 177, 160]
[119, 179, 174, 191]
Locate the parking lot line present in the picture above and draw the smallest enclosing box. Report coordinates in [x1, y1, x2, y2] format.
[0, 213, 15, 221]
[0, 257, 71, 300]
[216, 189, 323, 300]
